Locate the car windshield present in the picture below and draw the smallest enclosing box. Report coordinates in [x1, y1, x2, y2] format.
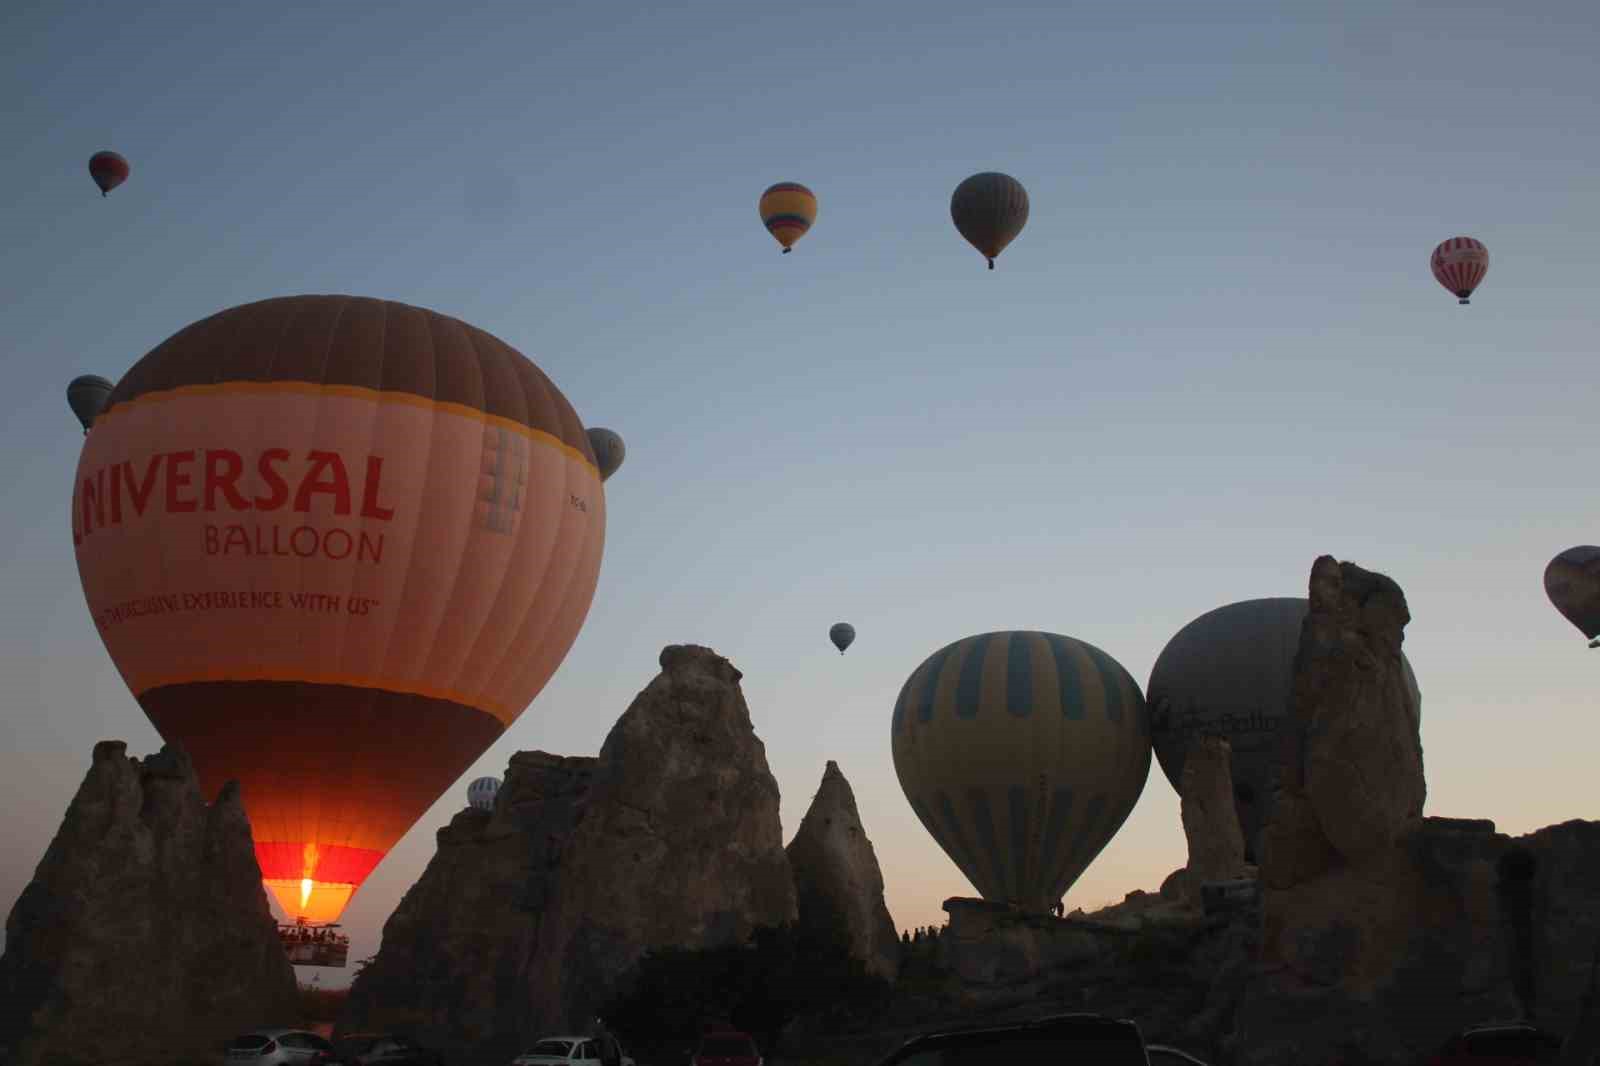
[529, 1040, 576, 1057]
[699, 1037, 756, 1057]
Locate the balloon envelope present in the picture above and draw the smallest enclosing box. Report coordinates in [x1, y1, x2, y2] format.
[67, 374, 116, 431]
[829, 622, 855, 654]
[88, 151, 129, 196]
[586, 428, 625, 481]
[1545, 547, 1600, 641]
[758, 182, 817, 252]
[950, 172, 1029, 268]
[71, 295, 606, 924]
[1431, 236, 1489, 304]
[467, 776, 502, 812]
[1147, 597, 1421, 861]
[892, 631, 1151, 912]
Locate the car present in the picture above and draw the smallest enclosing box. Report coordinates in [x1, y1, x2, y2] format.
[1146, 1044, 1210, 1066]
[222, 1028, 339, 1065]
[1422, 1022, 1565, 1064]
[874, 1012, 1151, 1066]
[319, 1033, 444, 1066]
[691, 1029, 762, 1066]
[513, 1035, 635, 1066]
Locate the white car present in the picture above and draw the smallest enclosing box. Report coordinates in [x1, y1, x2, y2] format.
[221, 1028, 338, 1065]
[511, 1036, 636, 1066]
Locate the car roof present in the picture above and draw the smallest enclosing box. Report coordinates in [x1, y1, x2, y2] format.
[909, 1012, 1140, 1040]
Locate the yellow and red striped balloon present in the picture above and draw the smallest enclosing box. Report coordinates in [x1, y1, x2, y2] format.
[71, 295, 606, 925]
[758, 182, 817, 253]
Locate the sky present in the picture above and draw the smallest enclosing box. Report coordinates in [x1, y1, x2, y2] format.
[2, 0, 1597, 988]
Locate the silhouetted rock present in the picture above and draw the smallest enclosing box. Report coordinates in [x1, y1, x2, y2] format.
[1181, 736, 1249, 894]
[1262, 556, 1425, 884]
[0, 741, 297, 1066]
[343, 644, 797, 1060]
[340, 750, 596, 1053]
[786, 761, 901, 980]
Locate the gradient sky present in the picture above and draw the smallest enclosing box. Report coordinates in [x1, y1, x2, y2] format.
[3, 1, 1597, 988]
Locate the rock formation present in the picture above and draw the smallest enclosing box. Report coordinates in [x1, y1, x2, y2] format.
[0, 741, 298, 1066]
[1261, 555, 1426, 884]
[340, 750, 596, 1053]
[342, 644, 797, 1060]
[785, 761, 901, 980]
[1224, 556, 1591, 1065]
[1180, 736, 1249, 895]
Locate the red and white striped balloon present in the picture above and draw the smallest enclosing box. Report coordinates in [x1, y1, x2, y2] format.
[1431, 236, 1489, 305]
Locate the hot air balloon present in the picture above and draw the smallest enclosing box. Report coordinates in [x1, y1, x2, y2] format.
[758, 182, 817, 254]
[586, 428, 625, 482]
[71, 295, 606, 928]
[88, 151, 129, 197]
[1147, 598, 1422, 861]
[1545, 547, 1600, 647]
[950, 172, 1029, 269]
[829, 622, 855, 655]
[467, 776, 502, 811]
[1431, 236, 1489, 305]
[891, 631, 1151, 912]
[67, 375, 115, 433]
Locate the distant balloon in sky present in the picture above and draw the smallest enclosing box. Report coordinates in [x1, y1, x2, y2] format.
[1147, 598, 1422, 861]
[71, 295, 606, 926]
[892, 631, 1151, 912]
[1431, 236, 1489, 305]
[950, 172, 1029, 269]
[67, 375, 115, 433]
[586, 427, 625, 482]
[88, 151, 129, 197]
[467, 776, 502, 812]
[758, 182, 817, 254]
[1545, 547, 1600, 647]
[829, 622, 855, 655]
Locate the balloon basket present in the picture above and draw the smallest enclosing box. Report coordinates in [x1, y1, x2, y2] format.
[277, 922, 351, 968]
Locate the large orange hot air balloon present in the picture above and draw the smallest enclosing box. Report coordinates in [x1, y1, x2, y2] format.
[71, 295, 606, 926]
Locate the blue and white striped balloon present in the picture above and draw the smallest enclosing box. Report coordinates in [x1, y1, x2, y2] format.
[467, 776, 502, 812]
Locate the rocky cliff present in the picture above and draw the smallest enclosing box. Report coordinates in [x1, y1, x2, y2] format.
[342, 644, 797, 1059]
[0, 742, 298, 1066]
[786, 761, 901, 980]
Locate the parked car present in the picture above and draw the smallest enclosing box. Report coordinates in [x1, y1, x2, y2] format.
[691, 1030, 762, 1066]
[319, 1033, 444, 1066]
[875, 1012, 1151, 1066]
[222, 1028, 339, 1065]
[513, 1035, 628, 1066]
[1423, 1022, 1565, 1064]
